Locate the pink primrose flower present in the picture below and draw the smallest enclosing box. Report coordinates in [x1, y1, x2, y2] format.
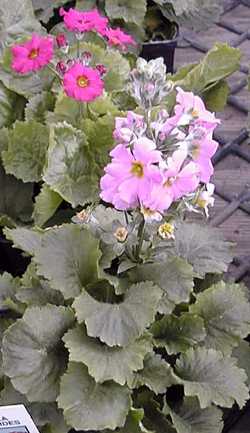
[60, 8, 108, 35]
[191, 137, 218, 183]
[105, 27, 136, 50]
[63, 63, 104, 102]
[113, 112, 145, 143]
[11, 34, 53, 74]
[100, 138, 162, 210]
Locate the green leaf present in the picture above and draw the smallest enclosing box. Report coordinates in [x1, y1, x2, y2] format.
[32, 0, 69, 23]
[58, 362, 131, 431]
[73, 282, 162, 346]
[105, 0, 146, 25]
[104, 408, 153, 433]
[76, 0, 97, 10]
[203, 80, 229, 112]
[151, 313, 206, 354]
[4, 226, 42, 255]
[174, 347, 249, 408]
[25, 91, 55, 123]
[233, 341, 250, 387]
[190, 281, 250, 354]
[63, 325, 152, 385]
[81, 114, 115, 176]
[164, 396, 223, 433]
[43, 122, 98, 207]
[130, 256, 194, 313]
[0, 272, 20, 309]
[160, 0, 222, 31]
[0, 0, 41, 56]
[2, 120, 49, 182]
[33, 224, 101, 299]
[173, 43, 241, 95]
[2, 305, 74, 402]
[129, 353, 175, 393]
[173, 221, 233, 277]
[17, 262, 64, 307]
[0, 163, 33, 224]
[0, 81, 25, 128]
[33, 184, 62, 227]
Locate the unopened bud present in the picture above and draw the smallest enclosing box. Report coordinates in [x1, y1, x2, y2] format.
[96, 64, 107, 76]
[81, 51, 92, 65]
[114, 227, 128, 243]
[56, 61, 67, 75]
[56, 33, 68, 48]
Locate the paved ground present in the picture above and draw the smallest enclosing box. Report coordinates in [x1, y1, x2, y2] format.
[174, 2, 250, 431]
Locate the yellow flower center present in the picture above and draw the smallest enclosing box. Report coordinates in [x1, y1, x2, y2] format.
[114, 227, 128, 243]
[192, 144, 200, 159]
[158, 222, 175, 240]
[196, 198, 207, 209]
[77, 75, 89, 88]
[29, 49, 39, 59]
[164, 176, 175, 188]
[192, 109, 199, 117]
[131, 161, 144, 178]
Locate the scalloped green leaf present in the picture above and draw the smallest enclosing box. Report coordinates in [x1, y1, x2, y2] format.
[129, 353, 175, 394]
[43, 122, 98, 207]
[151, 313, 206, 354]
[4, 226, 42, 255]
[164, 396, 223, 433]
[0, 81, 25, 128]
[2, 305, 74, 402]
[104, 408, 153, 433]
[81, 114, 115, 176]
[233, 341, 250, 387]
[25, 91, 55, 123]
[174, 347, 249, 409]
[63, 325, 152, 385]
[105, 0, 146, 25]
[190, 281, 250, 354]
[2, 120, 49, 182]
[173, 221, 233, 277]
[73, 282, 162, 346]
[130, 256, 194, 313]
[17, 262, 64, 306]
[32, 0, 69, 23]
[0, 0, 41, 56]
[0, 272, 20, 309]
[0, 163, 33, 225]
[173, 43, 241, 95]
[33, 184, 62, 227]
[33, 224, 101, 299]
[58, 362, 131, 431]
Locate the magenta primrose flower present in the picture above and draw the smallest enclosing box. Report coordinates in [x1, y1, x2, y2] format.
[105, 27, 136, 50]
[63, 63, 104, 102]
[100, 138, 162, 210]
[11, 34, 53, 74]
[59, 8, 108, 35]
[191, 136, 218, 183]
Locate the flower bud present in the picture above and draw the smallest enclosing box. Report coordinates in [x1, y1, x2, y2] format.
[114, 227, 128, 243]
[96, 64, 107, 76]
[56, 33, 67, 48]
[81, 51, 92, 65]
[56, 61, 67, 75]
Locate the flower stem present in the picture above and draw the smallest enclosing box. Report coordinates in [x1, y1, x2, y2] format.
[135, 218, 145, 261]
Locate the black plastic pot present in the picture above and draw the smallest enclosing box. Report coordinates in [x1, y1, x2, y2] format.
[140, 37, 178, 73]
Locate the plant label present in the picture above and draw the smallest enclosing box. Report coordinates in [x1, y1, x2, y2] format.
[0, 405, 40, 433]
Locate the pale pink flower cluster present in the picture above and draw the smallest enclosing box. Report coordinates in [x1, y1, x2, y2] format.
[100, 88, 219, 219]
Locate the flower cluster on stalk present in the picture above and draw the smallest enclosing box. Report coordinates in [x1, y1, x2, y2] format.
[100, 58, 219, 222]
[11, 7, 136, 102]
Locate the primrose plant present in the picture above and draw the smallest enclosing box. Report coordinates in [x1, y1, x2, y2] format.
[11, 6, 135, 102]
[1, 11, 250, 433]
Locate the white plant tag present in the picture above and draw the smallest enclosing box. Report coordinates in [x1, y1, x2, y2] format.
[0, 405, 40, 433]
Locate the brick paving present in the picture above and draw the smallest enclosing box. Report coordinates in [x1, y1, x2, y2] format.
[174, 2, 250, 431]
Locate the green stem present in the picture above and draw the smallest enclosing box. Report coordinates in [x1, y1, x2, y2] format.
[135, 218, 145, 261]
[77, 38, 80, 59]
